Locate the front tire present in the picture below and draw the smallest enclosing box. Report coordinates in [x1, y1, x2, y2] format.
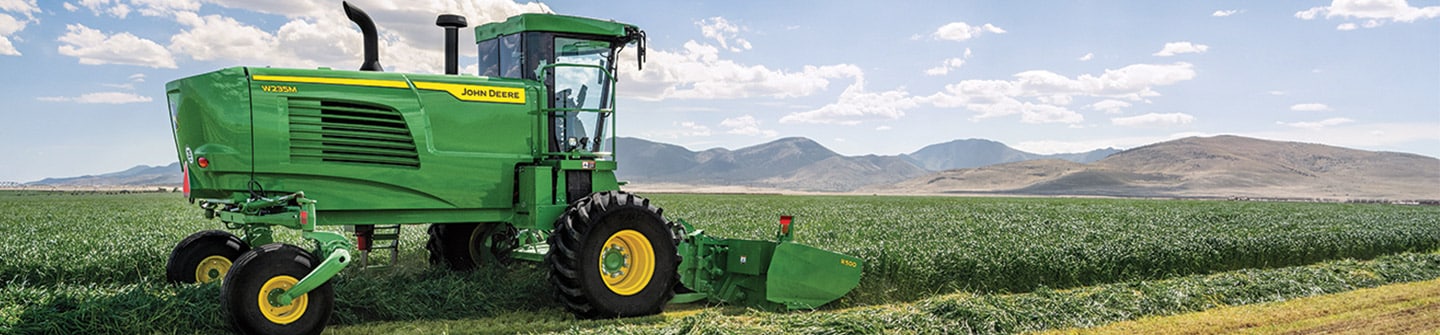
[220, 243, 334, 335]
[165, 230, 249, 284]
[547, 191, 679, 318]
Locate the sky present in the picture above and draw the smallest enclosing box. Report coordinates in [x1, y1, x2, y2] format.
[0, 0, 1437, 183]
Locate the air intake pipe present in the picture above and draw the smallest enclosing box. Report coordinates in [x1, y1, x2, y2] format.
[343, 1, 383, 72]
[436, 14, 468, 75]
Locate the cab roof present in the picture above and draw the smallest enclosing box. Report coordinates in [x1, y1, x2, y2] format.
[473, 13, 637, 42]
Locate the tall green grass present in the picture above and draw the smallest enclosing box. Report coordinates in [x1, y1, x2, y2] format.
[645, 194, 1440, 302]
[2, 191, 1438, 334]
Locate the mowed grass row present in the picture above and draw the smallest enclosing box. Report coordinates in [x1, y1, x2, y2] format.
[642, 194, 1440, 302]
[2, 191, 1439, 333]
[527, 251, 1440, 335]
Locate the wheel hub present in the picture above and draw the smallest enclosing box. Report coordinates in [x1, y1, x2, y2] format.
[194, 255, 232, 283]
[257, 275, 308, 325]
[601, 245, 629, 277]
[597, 229, 655, 296]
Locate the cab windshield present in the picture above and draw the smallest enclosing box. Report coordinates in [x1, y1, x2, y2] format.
[551, 37, 614, 154]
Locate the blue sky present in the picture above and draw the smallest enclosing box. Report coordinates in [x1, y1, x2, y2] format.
[1, 0, 1437, 183]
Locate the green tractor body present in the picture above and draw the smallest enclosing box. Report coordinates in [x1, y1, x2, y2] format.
[164, 3, 861, 334]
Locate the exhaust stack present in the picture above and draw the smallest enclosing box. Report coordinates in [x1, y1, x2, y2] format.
[342, 1, 383, 72]
[436, 14, 468, 75]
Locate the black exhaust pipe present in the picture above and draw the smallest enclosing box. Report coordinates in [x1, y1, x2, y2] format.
[343, 1, 383, 72]
[436, 14, 468, 75]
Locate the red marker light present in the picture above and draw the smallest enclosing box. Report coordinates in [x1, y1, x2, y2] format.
[196, 157, 209, 168]
[182, 166, 190, 196]
[779, 215, 792, 235]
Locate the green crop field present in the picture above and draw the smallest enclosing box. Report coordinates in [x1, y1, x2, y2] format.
[2, 191, 1438, 334]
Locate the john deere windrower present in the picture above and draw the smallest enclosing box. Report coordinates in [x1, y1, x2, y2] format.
[164, 2, 863, 334]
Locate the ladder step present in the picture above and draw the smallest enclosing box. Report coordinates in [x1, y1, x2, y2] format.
[359, 224, 403, 268]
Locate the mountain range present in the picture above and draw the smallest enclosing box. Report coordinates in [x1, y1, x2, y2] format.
[26, 163, 182, 187]
[613, 137, 1117, 192]
[19, 136, 1438, 199]
[863, 135, 1439, 199]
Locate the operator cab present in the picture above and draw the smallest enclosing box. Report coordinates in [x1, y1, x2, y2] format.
[473, 14, 645, 157]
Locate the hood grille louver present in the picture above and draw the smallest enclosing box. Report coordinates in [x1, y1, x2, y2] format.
[288, 99, 419, 168]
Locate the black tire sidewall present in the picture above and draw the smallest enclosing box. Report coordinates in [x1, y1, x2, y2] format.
[165, 230, 247, 284]
[221, 243, 334, 335]
[575, 201, 678, 316]
[428, 223, 484, 270]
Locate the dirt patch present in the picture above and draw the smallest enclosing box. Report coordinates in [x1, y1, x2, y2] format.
[1282, 301, 1440, 335]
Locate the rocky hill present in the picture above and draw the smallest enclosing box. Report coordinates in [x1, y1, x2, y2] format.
[903, 138, 1118, 171]
[616, 137, 929, 192]
[26, 162, 181, 187]
[869, 135, 1440, 199]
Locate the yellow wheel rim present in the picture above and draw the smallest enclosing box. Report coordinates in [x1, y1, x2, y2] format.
[598, 229, 654, 296]
[257, 275, 308, 325]
[194, 255, 231, 284]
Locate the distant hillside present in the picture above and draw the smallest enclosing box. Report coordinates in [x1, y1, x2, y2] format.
[903, 139, 1118, 171]
[617, 137, 929, 192]
[870, 135, 1440, 199]
[27, 162, 181, 186]
[37, 136, 1426, 200]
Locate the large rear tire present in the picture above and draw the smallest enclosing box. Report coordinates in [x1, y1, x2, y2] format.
[427, 223, 516, 271]
[220, 243, 334, 335]
[547, 191, 679, 318]
[165, 230, 249, 284]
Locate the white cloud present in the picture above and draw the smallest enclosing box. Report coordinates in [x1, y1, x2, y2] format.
[37, 91, 153, 104]
[1088, 99, 1132, 114]
[1020, 103, 1084, 124]
[780, 78, 918, 125]
[1078, 52, 1094, 61]
[1279, 117, 1356, 129]
[63, 2, 78, 11]
[1153, 41, 1209, 56]
[1290, 103, 1332, 111]
[75, 0, 131, 18]
[1111, 112, 1195, 127]
[924, 57, 967, 76]
[619, 40, 863, 101]
[130, 0, 200, 17]
[1213, 9, 1241, 17]
[1296, 0, 1440, 28]
[0, 0, 39, 56]
[1244, 122, 1440, 150]
[0, 0, 41, 17]
[57, 24, 177, 68]
[931, 21, 1005, 41]
[157, 0, 549, 74]
[720, 115, 778, 137]
[644, 121, 711, 139]
[697, 17, 751, 52]
[168, 13, 303, 66]
[876, 125, 892, 131]
[923, 62, 1196, 123]
[101, 73, 147, 89]
[0, 13, 24, 56]
[1268, 90, 1287, 96]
